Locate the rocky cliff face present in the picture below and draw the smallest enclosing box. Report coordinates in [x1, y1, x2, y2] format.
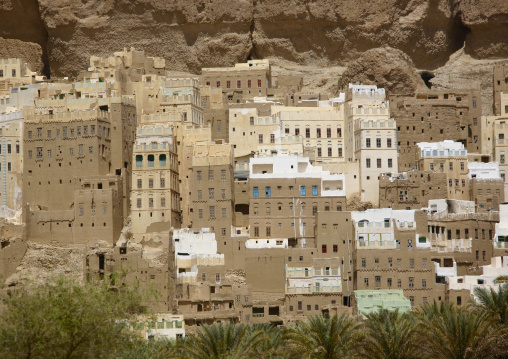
[0, 0, 507, 78]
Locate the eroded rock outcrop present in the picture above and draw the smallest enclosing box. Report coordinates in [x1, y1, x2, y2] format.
[340, 47, 427, 96]
[0, 0, 506, 78]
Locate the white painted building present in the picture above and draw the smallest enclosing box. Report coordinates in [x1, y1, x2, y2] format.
[446, 256, 508, 301]
[468, 161, 501, 179]
[352, 208, 416, 249]
[172, 228, 225, 283]
[495, 203, 508, 249]
[345, 84, 398, 205]
[285, 265, 342, 294]
[250, 154, 346, 197]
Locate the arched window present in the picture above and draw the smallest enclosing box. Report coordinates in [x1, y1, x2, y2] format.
[135, 155, 143, 167]
[147, 154, 154, 167]
[159, 154, 166, 167]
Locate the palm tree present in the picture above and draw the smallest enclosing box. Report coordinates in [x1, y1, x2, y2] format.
[284, 314, 361, 359]
[473, 283, 508, 324]
[174, 322, 267, 359]
[417, 302, 508, 359]
[359, 309, 423, 359]
[494, 276, 508, 285]
[251, 324, 290, 359]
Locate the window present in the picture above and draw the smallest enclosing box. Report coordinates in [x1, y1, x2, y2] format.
[63, 126, 68, 138]
[36, 147, 43, 159]
[160, 177, 165, 188]
[397, 279, 401, 288]
[221, 189, 226, 199]
[364, 278, 369, 287]
[265, 186, 271, 197]
[295, 128, 300, 136]
[248, 79, 251, 88]
[422, 279, 427, 288]
[222, 208, 227, 218]
[226, 80, 231, 88]
[89, 146, 93, 154]
[317, 148, 321, 157]
[502, 154, 506, 164]
[409, 277, 414, 288]
[328, 147, 332, 157]
[0, 70, 2, 77]
[221, 228, 226, 236]
[37, 128, 42, 138]
[253, 187, 259, 197]
[410, 259, 414, 269]
[208, 170, 214, 180]
[209, 188, 214, 199]
[333, 244, 338, 252]
[449, 162, 453, 170]
[375, 276, 381, 286]
[148, 178, 154, 189]
[161, 197, 166, 207]
[258, 79, 262, 88]
[377, 158, 382, 168]
[270, 134, 275, 144]
[198, 209, 203, 219]
[361, 258, 366, 268]
[12, 69, 16, 77]
[306, 128, 310, 138]
[28, 150, 32, 159]
[148, 198, 154, 208]
[300, 186, 306, 196]
[147, 154, 154, 167]
[159, 154, 166, 167]
[422, 258, 427, 269]
[322, 245, 327, 253]
[209, 206, 215, 218]
[376, 138, 381, 148]
[338, 147, 343, 157]
[258, 134, 263, 144]
[91, 125, 95, 135]
[216, 81, 220, 88]
[387, 278, 392, 287]
[237, 80, 241, 88]
[327, 128, 331, 138]
[136, 198, 141, 208]
[388, 158, 393, 168]
[387, 138, 392, 148]
[366, 158, 371, 168]
[254, 226, 259, 237]
[197, 171, 202, 180]
[312, 185, 318, 196]
[197, 190, 202, 200]
[216, 273, 221, 283]
[28, 131, 32, 139]
[457, 296, 462, 305]
[366, 138, 371, 148]
[266, 226, 271, 237]
[316, 128, 321, 138]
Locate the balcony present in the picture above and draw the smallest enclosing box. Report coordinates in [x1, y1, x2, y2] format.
[286, 267, 340, 278]
[358, 240, 395, 249]
[285, 285, 342, 294]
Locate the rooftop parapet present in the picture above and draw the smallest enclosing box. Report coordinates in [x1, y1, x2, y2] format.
[26, 108, 109, 123]
[418, 140, 467, 157]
